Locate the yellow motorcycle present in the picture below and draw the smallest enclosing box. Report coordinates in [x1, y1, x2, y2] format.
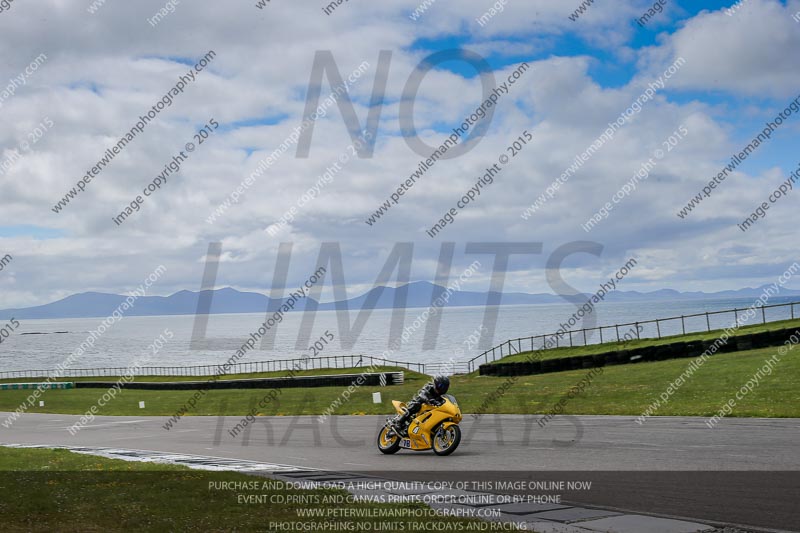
[377, 394, 463, 456]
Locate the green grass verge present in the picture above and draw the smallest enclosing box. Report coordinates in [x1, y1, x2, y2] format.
[458, 345, 798, 417]
[0, 345, 797, 418]
[0, 447, 509, 532]
[485, 317, 800, 365]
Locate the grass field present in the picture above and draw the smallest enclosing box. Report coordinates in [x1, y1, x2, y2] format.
[484, 318, 800, 365]
[0, 447, 503, 532]
[1, 345, 797, 418]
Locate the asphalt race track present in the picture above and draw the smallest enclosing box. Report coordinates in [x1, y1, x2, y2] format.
[3, 413, 799, 531]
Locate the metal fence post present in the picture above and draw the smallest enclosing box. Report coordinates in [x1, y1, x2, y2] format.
[761, 306, 766, 324]
[705, 312, 711, 332]
[656, 320, 661, 339]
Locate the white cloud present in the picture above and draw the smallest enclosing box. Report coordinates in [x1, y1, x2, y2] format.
[639, 0, 800, 97]
[0, 0, 798, 308]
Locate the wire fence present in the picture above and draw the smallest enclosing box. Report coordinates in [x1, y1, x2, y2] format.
[0, 354, 427, 381]
[465, 301, 799, 373]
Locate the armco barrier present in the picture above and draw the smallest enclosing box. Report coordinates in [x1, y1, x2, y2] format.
[479, 327, 798, 377]
[72, 372, 404, 391]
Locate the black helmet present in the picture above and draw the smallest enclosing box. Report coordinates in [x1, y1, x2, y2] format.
[433, 375, 450, 395]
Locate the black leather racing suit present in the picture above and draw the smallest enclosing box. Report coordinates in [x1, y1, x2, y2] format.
[394, 382, 444, 429]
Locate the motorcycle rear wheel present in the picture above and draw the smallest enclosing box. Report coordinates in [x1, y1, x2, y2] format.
[432, 425, 461, 456]
[377, 426, 401, 454]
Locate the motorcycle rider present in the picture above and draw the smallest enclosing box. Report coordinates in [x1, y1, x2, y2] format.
[390, 375, 450, 435]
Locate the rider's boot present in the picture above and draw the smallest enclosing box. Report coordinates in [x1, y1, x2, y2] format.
[389, 414, 409, 437]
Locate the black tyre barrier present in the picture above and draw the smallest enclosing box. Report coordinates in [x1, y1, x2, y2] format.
[685, 341, 705, 358]
[478, 326, 799, 377]
[541, 359, 562, 373]
[735, 338, 753, 351]
[615, 350, 633, 364]
[652, 345, 673, 361]
[591, 354, 606, 368]
[73, 372, 404, 390]
[751, 331, 772, 349]
[768, 329, 789, 344]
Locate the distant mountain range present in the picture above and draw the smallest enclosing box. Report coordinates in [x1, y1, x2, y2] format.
[1, 281, 798, 320]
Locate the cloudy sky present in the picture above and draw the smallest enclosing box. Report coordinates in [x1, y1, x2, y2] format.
[1, 0, 799, 308]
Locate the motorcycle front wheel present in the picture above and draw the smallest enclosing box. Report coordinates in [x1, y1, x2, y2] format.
[432, 424, 461, 456]
[377, 426, 401, 454]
